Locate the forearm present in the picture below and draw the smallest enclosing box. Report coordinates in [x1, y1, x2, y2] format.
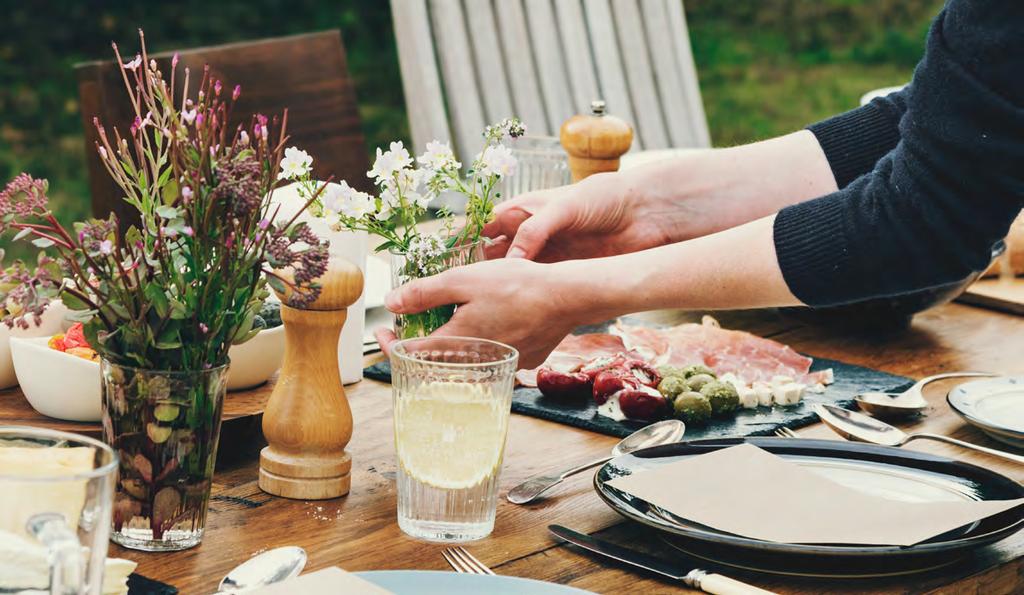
[614, 131, 837, 241]
[555, 215, 800, 325]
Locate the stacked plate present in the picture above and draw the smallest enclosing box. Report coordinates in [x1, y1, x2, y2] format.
[594, 437, 1024, 578]
[948, 377, 1024, 449]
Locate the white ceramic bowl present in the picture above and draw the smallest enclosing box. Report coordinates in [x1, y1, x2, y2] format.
[10, 336, 102, 421]
[10, 324, 284, 422]
[227, 324, 285, 391]
[0, 301, 69, 390]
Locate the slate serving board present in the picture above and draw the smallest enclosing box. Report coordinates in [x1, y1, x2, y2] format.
[364, 356, 913, 440]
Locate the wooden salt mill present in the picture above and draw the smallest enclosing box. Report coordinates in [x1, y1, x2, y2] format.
[259, 256, 364, 499]
[560, 100, 634, 182]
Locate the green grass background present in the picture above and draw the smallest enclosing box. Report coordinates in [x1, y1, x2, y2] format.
[0, 0, 943, 261]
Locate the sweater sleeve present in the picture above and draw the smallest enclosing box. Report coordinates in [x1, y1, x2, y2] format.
[774, 0, 1024, 307]
[807, 88, 908, 188]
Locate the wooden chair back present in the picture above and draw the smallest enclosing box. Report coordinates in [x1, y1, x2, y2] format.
[391, 0, 711, 163]
[76, 31, 370, 223]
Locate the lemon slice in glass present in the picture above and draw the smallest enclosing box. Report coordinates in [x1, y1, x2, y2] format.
[395, 381, 510, 490]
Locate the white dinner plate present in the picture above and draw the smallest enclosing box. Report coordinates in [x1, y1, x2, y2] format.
[948, 376, 1024, 449]
[354, 571, 592, 594]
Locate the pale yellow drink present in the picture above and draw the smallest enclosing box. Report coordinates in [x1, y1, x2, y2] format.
[390, 337, 518, 542]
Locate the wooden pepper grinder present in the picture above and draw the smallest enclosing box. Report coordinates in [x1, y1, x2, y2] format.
[259, 256, 364, 499]
[560, 100, 634, 182]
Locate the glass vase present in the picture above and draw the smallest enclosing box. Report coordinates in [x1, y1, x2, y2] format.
[100, 360, 228, 552]
[390, 241, 484, 339]
[496, 135, 571, 203]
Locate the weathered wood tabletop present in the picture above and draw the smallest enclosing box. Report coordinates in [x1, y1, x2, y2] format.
[9, 301, 1024, 594]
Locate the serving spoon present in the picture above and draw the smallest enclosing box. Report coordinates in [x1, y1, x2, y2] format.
[218, 546, 307, 592]
[507, 419, 685, 505]
[815, 404, 1024, 464]
[854, 371, 994, 418]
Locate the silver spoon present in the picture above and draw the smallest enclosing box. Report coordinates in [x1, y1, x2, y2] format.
[854, 371, 994, 418]
[815, 404, 1024, 464]
[507, 419, 685, 505]
[218, 546, 307, 592]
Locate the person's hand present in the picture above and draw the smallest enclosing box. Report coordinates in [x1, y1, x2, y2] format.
[374, 258, 585, 369]
[481, 171, 686, 262]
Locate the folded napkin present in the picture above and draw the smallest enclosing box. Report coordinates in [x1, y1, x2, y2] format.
[0, 529, 136, 594]
[249, 567, 392, 594]
[607, 443, 1024, 546]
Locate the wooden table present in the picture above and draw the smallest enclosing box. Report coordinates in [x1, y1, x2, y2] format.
[10, 302, 1024, 593]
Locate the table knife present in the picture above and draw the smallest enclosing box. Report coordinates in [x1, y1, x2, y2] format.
[549, 525, 776, 595]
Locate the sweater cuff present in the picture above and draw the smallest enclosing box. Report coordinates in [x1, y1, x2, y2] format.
[774, 195, 854, 307]
[807, 104, 902, 188]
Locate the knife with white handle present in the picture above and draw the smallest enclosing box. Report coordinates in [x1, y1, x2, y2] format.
[549, 525, 776, 595]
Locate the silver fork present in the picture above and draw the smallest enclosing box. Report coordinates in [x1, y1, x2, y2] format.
[774, 427, 799, 438]
[442, 546, 496, 576]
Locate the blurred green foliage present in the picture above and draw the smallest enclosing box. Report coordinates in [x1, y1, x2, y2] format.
[1, 0, 943, 261]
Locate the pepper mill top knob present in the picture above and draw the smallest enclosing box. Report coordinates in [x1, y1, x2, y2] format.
[272, 255, 364, 312]
[560, 100, 634, 182]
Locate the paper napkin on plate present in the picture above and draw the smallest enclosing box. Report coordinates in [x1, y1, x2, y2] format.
[249, 567, 393, 594]
[607, 443, 1024, 546]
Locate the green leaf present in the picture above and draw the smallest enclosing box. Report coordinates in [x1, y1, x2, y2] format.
[155, 205, 178, 219]
[155, 323, 181, 350]
[144, 284, 170, 318]
[12, 228, 31, 242]
[32, 237, 54, 248]
[266, 275, 286, 295]
[65, 308, 98, 323]
[168, 298, 188, 320]
[107, 301, 130, 320]
[60, 291, 91, 311]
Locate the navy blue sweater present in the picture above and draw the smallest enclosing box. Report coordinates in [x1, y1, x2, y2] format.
[773, 0, 1024, 307]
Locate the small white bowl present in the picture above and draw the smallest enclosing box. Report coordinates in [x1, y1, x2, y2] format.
[10, 323, 284, 422]
[10, 336, 102, 421]
[227, 324, 285, 391]
[0, 301, 69, 390]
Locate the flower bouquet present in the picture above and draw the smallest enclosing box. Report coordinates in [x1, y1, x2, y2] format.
[0, 31, 329, 551]
[289, 118, 525, 338]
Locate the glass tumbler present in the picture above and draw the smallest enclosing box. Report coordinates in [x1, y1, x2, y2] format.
[497, 135, 571, 202]
[390, 336, 519, 541]
[0, 426, 118, 594]
[102, 361, 228, 552]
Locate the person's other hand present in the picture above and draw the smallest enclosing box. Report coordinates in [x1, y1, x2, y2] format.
[374, 258, 585, 369]
[481, 171, 685, 262]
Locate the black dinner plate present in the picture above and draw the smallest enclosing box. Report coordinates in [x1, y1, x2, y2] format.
[594, 437, 1024, 577]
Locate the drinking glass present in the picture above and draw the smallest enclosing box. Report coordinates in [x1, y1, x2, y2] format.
[497, 135, 571, 202]
[101, 361, 228, 551]
[390, 336, 518, 541]
[389, 241, 485, 339]
[0, 426, 118, 594]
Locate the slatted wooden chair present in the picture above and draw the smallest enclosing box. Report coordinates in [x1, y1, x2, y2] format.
[75, 31, 370, 223]
[391, 0, 710, 165]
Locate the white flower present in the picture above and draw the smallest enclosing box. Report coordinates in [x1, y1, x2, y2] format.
[406, 233, 448, 276]
[476, 144, 517, 178]
[417, 141, 460, 171]
[376, 186, 402, 220]
[367, 141, 413, 183]
[323, 181, 374, 220]
[278, 147, 313, 181]
[122, 55, 142, 71]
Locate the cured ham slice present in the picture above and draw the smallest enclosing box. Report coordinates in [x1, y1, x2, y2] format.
[610, 321, 671, 363]
[612, 317, 832, 386]
[668, 318, 829, 384]
[516, 333, 628, 387]
[519, 317, 832, 389]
